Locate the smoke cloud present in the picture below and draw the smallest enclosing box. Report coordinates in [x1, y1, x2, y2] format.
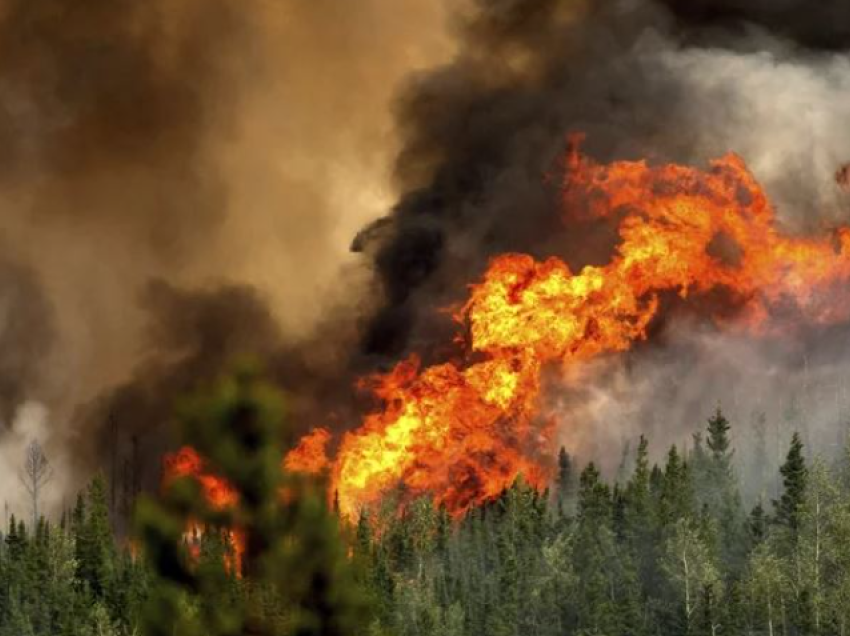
[357, 0, 850, 483]
[0, 0, 453, 514]
[3, 0, 850, 515]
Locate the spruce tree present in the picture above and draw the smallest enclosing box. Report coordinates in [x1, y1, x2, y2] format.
[77, 474, 115, 599]
[748, 502, 767, 547]
[573, 463, 617, 634]
[775, 432, 807, 534]
[556, 446, 575, 517]
[701, 407, 745, 570]
[135, 365, 370, 636]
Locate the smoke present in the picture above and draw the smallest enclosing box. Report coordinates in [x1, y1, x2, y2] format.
[355, 0, 850, 486]
[659, 0, 850, 50]
[550, 324, 850, 494]
[0, 402, 68, 522]
[4, 0, 850, 515]
[0, 257, 54, 421]
[0, 0, 453, 515]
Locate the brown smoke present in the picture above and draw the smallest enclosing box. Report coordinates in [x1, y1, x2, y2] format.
[0, 0, 454, 513]
[8, 0, 850, 516]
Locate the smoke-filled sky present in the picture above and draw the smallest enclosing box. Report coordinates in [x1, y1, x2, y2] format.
[0, 0, 454, 514]
[2, 0, 850, 515]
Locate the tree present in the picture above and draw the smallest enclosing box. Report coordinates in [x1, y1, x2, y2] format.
[744, 544, 788, 636]
[556, 446, 575, 517]
[698, 408, 745, 570]
[661, 519, 722, 634]
[135, 365, 370, 636]
[747, 501, 768, 547]
[775, 432, 808, 535]
[658, 444, 694, 527]
[76, 474, 115, 600]
[706, 407, 731, 459]
[793, 458, 839, 635]
[573, 463, 619, 634]
[18, 440, 53, 530]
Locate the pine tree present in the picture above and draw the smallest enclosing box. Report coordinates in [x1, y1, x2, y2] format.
[748, 502, 767, 547]
[658, 445, 694, 527]
[623, 436, 659, 608]
[135, 366, 370, 636]
[706, 407, 731, 459]
[556, 446, 575, 517]
[775, 432, 808, 535]
[573, 463, 618, 634]
[700, 407, 745, 570]
[77, 474, 115, 599]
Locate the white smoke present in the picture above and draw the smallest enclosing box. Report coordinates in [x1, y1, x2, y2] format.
[0, 401, 70, 526]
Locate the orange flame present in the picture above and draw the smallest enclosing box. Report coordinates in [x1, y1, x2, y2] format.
[288, 137, 850, 519]
[162, 447, 244, 573]
[284, 428, 332, 475]
[163, 446, 239, 510]
[165, 138, 850, 523]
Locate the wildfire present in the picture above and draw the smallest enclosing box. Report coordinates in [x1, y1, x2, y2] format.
[171, 137, 850, 523]
[284, 428, 332, 474]
[162, 447, 244, 572]
[163, 446, 239, 510]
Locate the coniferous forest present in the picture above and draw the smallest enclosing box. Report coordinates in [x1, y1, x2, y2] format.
[1, 371, 849, 636]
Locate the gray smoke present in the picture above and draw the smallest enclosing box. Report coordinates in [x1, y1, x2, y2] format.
[356, 0, 850, 491]
[4, 0, 850, 516]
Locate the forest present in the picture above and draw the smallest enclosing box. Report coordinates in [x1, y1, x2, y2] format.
[0, 370, 846, 636]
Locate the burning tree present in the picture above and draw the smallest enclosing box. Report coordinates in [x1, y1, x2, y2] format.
[137, 365, 370, 636]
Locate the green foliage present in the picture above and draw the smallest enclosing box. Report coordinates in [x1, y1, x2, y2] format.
[134, 365, 370, 636]
[0, 486, 143, 635]
[775, 431, 808, 535]
[557, 446, 576, 518]
[8, 396, 850, 636]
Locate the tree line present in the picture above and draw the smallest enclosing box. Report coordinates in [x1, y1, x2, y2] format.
[1, 378, 849, 635]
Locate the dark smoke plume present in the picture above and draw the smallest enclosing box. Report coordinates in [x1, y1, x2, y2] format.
[78, 281, 283, 493]
[6, 0, 850, 512]
[660, 0, 850, 49]
[355, 0, 850, 475]
[361, 0, 850, 359]
[0, 0, 266, 513]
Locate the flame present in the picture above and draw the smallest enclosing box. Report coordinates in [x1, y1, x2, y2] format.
[163, 446, 239, 510]
[162, 446, 244, 573]
[287, 137, 850, 519]
[284, 428, 332, 474]
[167, 137, 850, 523]
[327, 353, 550, 517]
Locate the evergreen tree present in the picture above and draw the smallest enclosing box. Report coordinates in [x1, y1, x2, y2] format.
[135, 366, 370, 636]
[76, 474, 115, 600]
[556, 447, 575, 517]
[775, 432, 808, 535]
[573, 463, 618, 634]
[747, 501, 768, 547]
[697, 408, 745, 571]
